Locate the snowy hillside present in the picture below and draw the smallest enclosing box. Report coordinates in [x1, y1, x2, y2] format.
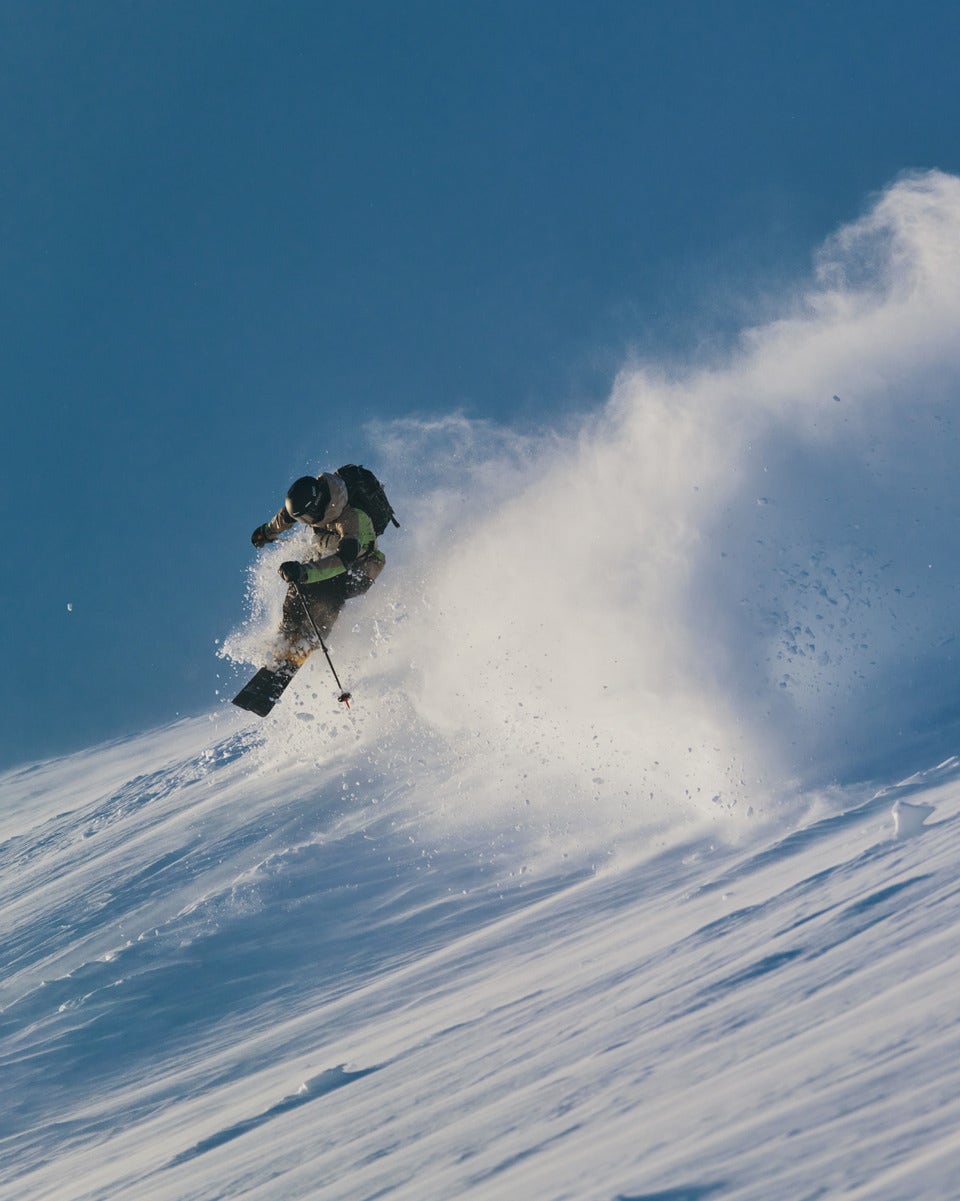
[4, 172, 960, 1199]
[2, 710, 959, 1200]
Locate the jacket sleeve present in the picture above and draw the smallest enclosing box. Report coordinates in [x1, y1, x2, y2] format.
[260, 507, 296, 542]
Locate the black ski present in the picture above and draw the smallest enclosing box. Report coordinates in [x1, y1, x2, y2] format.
[231, 662, 300, 717]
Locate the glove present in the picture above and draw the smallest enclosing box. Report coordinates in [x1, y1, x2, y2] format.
[251, 525, 269, 548]
[278, 561, 306, 584]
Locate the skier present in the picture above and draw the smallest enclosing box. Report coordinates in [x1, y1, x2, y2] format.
[250, 471, 386, 670]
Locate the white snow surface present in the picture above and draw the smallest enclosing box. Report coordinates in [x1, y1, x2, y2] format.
[5, 172, 960, 1199]
[3, 713, 960, 1201]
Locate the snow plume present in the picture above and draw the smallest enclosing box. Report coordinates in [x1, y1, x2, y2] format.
[227, 171, 960, 845]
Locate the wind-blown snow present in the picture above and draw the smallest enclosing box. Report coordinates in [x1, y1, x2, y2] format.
[227, 171, 960, 827]
[5, 171, 960, 1199]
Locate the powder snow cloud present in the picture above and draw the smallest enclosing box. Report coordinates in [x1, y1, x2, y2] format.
[230, 171, 960, 837]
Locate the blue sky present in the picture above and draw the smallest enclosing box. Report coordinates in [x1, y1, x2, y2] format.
[3, 0, 960, 768]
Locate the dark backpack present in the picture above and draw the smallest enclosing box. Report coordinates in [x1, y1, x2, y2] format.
[335, 464, 399, 536]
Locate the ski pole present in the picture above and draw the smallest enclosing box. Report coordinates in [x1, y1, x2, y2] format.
[295, 584, 352, 707]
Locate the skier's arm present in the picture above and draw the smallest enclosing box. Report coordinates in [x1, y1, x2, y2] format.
[251, 507, 295, 547]
[299, 508, 376, 583]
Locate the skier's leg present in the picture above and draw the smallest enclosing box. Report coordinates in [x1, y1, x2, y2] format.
[299, 576, 349, 640]
[271, 577, 348, 666]
[268, 561, 382, 668]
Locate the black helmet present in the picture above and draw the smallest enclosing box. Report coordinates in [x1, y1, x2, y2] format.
[285, 475, 330, 523]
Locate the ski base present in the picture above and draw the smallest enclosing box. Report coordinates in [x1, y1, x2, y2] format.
[231, 663, 299, 717]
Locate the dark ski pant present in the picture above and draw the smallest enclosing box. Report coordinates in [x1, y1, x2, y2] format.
[278, 568, 374, 655]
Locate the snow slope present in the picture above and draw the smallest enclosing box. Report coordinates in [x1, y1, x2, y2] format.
[2, 711, 959, 1200]
[4, 172, 960, 1198]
